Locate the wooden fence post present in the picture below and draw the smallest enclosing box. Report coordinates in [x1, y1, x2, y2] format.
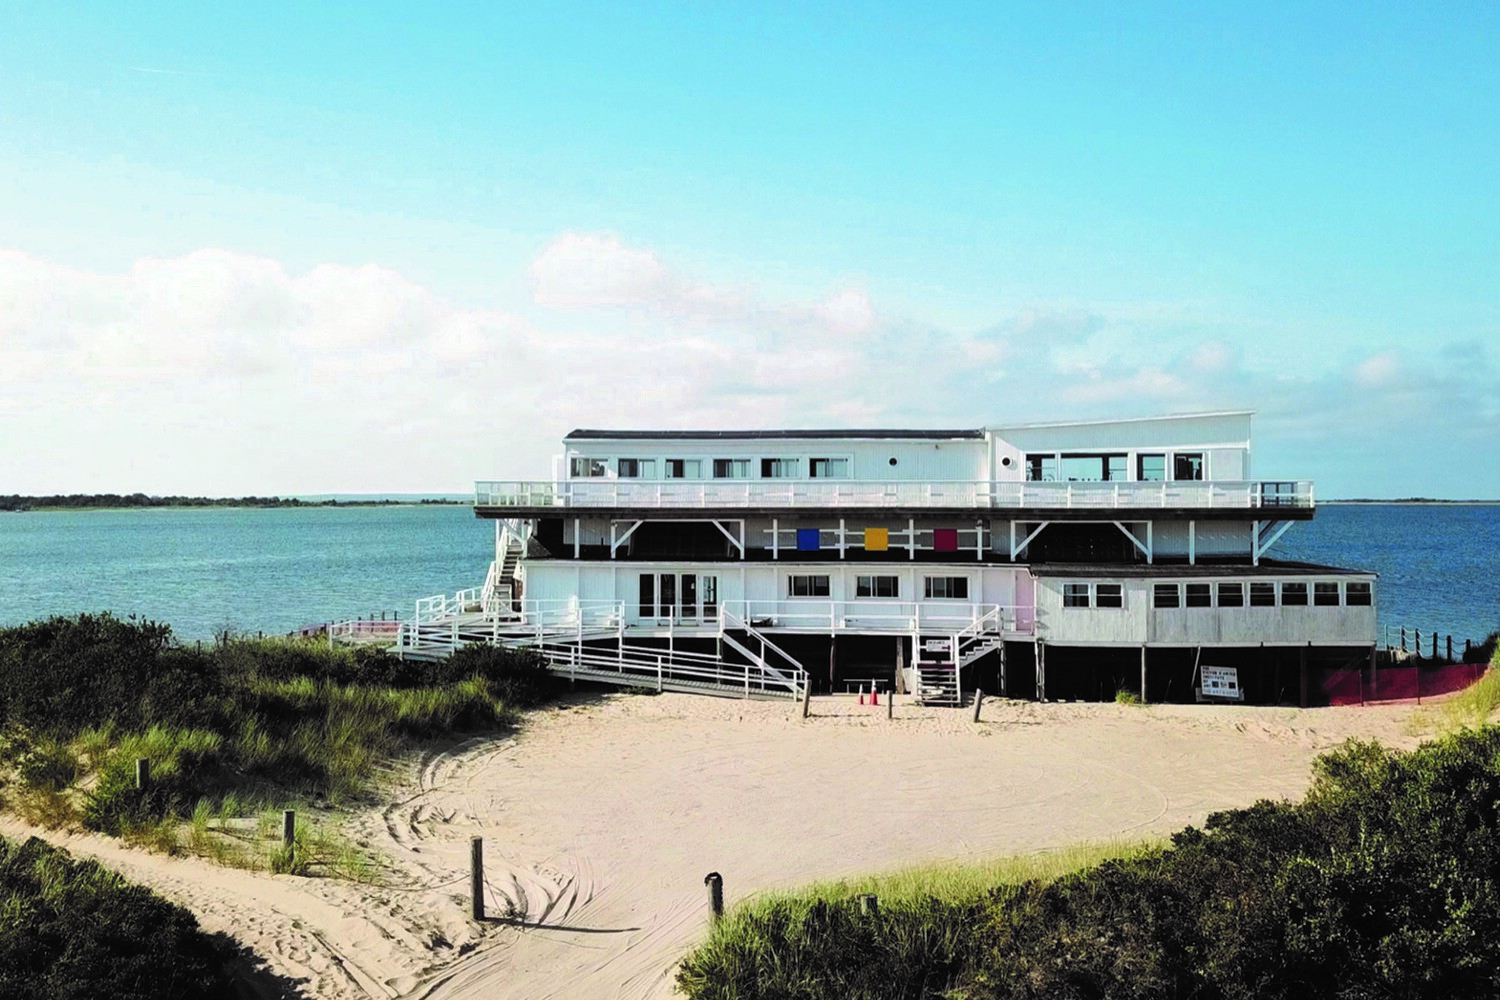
[972, 689, 984, 723]
[471, 837, 485, 921]
[135, 758, 150, 790]
[282, 810, 295, 848]
[704, 872, 724, 922]
[859, 893, 879, 916]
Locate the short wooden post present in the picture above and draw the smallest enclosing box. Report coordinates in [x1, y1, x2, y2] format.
[135, 758, 150, 790]
[1446, 635, 1452, 662]
[471, 837, 485, 921]
[282, 810, 295, 848]
[972, 689, 984, 723]
[859, 893, 879, 916]
[886, 690, 893, 720]
[1401, 627, 1407, 652]
[1432, 632, 1438, 660]
[801, 680, 812, 719]
[1465, 639, 1473, 661]
[704, 872, 724, 922]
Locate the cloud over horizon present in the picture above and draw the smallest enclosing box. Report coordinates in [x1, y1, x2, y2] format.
[1, 235, 1495, 498]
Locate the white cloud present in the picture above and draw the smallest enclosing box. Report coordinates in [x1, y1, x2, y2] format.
[1, 240, 1495, 498]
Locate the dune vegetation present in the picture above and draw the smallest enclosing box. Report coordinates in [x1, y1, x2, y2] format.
[0, 613, 558, 873]
[679, 642, 1500, 1000]
[0, 833, 236, 999]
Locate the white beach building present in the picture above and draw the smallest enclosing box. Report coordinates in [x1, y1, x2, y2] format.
[398, 411, 1376, 705]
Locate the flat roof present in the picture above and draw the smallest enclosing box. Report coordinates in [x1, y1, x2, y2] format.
[1031, 558, 1375, 578]
[565, 429, 985, 441]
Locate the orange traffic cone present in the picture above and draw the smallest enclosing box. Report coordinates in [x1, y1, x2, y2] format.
[871, 688, 879, 706]
[858, 687, 866, 705]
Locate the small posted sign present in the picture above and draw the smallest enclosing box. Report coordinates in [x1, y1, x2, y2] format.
[922, 638, 952, 655]
[1200, 665, 1243, 701]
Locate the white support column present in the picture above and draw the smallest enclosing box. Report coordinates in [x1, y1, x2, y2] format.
[772, 517, 779, 560]
[976, 520, 984, 561]
[1147, 521, 1153, 565]
[573, 518, 580, 559]
[838, 518, 847, 559]
[1010, 520, 1017, 562]
[908, 517, 917, 560]
[1189, 520, 1196, 566]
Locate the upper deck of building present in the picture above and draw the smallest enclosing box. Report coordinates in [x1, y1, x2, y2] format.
[474, 411, 1315, 519]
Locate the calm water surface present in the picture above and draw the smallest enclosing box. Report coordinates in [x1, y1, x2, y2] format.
[1, 502, 1496, 645]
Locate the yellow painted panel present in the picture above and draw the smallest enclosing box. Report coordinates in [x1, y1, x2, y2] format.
[864, 527, 889, 551]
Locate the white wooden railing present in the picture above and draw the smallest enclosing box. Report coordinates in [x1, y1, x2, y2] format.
[474, 478, 1314, 511]
[719, 600, 1034, 635]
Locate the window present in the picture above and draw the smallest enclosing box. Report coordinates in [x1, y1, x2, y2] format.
[810, 458, 849, 478]
[1217, 582, 1244, 607]
[1281, 582, 1308, 606]
[702, 576, 719, 619]
[856, 575, 898, 598]
[1025, 455, 1057, 482]
[617, 458, 655, 478]
[1096, 583, 1124, 608]
[924, 576, 969, 600]
[638, 574, 654, 618]
[761, 458, 799, 478]
[1063, 583, 1091, 608]
[1137, 454, 1166, 481]
[1185, 583, 1212, 608]
[666, 459, 702, 479]
[570, 457, 608, 477]
[1153, 583, 1180, 608]
[1173, 453, 1204, 481]
[1346, 581, 1373, 606]
[713, 458, 750, 478]
[1314, 582, 1341, 606]
[788, 574, 830, 598]
[1250, 581, 1277, 607]
[1059, 454, 1128, 482]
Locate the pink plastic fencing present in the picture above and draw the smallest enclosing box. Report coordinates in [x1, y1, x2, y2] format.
[1315, 662, 1487, 707]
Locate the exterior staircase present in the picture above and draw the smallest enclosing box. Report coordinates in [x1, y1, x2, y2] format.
[916, 663, 960, 706]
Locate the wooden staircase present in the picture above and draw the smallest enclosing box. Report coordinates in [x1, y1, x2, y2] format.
[916, 663, 960, 706]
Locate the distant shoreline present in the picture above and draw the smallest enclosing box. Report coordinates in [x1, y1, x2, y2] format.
[1325, 499, 1500, 506]
[0, 494, 469, 512]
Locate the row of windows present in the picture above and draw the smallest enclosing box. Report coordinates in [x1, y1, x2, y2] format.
[572, 456, 851, 480]
[1152, 580, 1371, 609]
[787, 574, 969, 600]
[1061, 580, 1374, 610]
[1024, 451, 1205, 483]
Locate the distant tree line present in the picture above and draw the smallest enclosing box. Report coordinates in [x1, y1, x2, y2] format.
[0, 494, 465, 511]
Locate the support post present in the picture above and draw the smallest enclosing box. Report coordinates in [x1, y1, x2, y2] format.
[1299, 644, 1309, 709]
[1000, 642, 1008, 698]
[471, 836, 485, 921]
[1036, 641, 1046, 702]
[859, 893, 879, 917]
[972, 688, 984, 723]
[704, 872, 724, 922]
[1368, 644, 1378, 699]
[282, 810, 295, 848]
[1140, 645, 1148, 704]
[887, 690, 893, 720]
[802, 679, 812, 719]
[135, 758, 150, 790]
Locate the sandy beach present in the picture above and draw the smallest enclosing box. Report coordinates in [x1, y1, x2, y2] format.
[2, 693, 1428, 999]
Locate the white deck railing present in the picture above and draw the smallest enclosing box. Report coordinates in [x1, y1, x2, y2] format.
[474, 478, 1314, 511]
[719, 600, 1035, 635]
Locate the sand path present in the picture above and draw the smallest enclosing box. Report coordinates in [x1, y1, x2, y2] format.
[4, 694, 1425, 999]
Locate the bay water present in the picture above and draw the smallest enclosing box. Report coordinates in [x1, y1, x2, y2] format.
[0, 502, 1496, 649]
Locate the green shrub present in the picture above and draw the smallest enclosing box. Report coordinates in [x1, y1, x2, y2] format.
[0, 834, 234, 998]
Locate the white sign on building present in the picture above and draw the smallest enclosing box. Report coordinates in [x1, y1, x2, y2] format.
[1200, 665, 1243, 701]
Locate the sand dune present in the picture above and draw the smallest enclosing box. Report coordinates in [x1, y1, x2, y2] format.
[5, 694, 1424, 999]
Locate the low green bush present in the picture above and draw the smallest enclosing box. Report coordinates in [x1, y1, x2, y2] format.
[0, 834, 234, 999]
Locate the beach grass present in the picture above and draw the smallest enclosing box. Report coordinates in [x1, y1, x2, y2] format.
[0, 614, 558, 873]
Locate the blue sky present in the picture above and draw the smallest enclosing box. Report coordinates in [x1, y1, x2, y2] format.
[1, 3, 1496, 497]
